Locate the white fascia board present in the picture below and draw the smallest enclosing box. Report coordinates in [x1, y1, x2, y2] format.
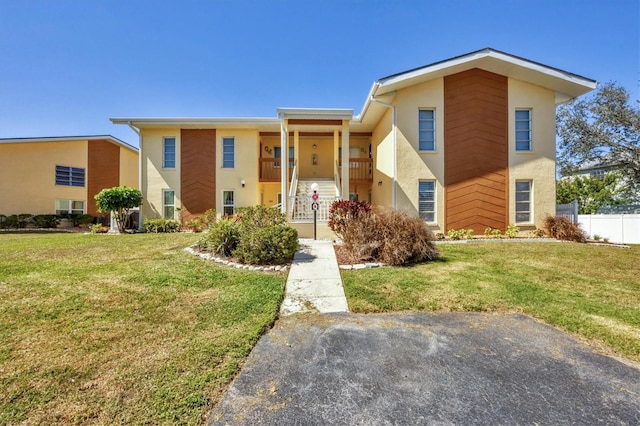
[110, 117, 280, 127]
[376, 49, 597, 98]
[0, 135, 138, 152]
[276, 108, 354, 120]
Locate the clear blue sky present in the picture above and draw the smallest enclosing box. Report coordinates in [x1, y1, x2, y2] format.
[1, 0, 638, 147]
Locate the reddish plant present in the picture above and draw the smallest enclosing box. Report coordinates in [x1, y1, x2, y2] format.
[542, 215, 587, 243]
[328, 200, 372, 239]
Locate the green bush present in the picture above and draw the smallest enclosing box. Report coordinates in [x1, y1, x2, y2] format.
[17, 214, 33, 229]
[199, 217, 241, 257]
[543, 215, 587, 243]
[143, 218, 180, 233]
[505, 224, 519, 239]
[90, 224, 110, 234]
[340, 207, 439, 266]
[236, 205, 287, 232]
[233, 225, 299, 265]
[529, 227, 547, 238]
[447, 228, 474, 240]
[32, 215, 61, 228]
[70, 213, 94, 227]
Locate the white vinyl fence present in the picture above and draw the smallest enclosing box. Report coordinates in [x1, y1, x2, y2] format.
[578, 214, 640, 244]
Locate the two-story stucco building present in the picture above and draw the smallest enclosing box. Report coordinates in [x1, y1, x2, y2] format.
[0, 135, 138, 217]
[112, 48, 596, 237]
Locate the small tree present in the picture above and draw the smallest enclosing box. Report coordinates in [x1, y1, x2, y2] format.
[95, 186, 143, 233]
[556, 172, 628, 214]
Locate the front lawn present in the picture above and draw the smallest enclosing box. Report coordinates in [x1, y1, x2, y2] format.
[342, 242, 640, 362]
[0, 233, 286, 425]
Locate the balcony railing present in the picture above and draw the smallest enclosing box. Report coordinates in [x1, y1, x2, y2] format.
[338, 158, 373, 182]
[260, 158, 294, 182]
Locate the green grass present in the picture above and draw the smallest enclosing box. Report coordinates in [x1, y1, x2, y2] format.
[342, 242, 640, 362]
[0, 233, 286, 425]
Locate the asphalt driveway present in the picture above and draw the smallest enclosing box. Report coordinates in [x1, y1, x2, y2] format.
[210, 313, 640, 425]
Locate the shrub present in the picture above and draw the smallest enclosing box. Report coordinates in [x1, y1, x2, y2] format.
[529, 227, 547, 238]
[90, 224, 109, 234]
[70, 213, 94, 227]
[143, 218, 180, 233]
[340, 207, 439, 266]
[32, 215, 61, 228]
[184, 217, 206, 233]
[234, 225, 299, 265]
[447, 228, 474, 240]
[199, 217, 241, 257]
[328, 200, 372, 239]
[505, 224, 519, 239]
[2, 215, 19, 229]
[484, 227, 493, 238]
[542, 215, 587, 243]
[236, 205, 287, 232]
[593, 234, 601, 241]
[17, 214, 33, 229]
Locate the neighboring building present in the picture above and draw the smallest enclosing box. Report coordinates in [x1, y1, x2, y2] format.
[112, 48, 596, 237]
[0, 136, 138, 217]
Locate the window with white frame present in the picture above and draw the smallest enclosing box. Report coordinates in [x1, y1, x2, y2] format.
[163, 137, 176, 168]
[163, 189, 175, 219]
[418, 180, 436, 222]
[515, 180, 532, 223]
[55, 199, 85, 215]
[418, 109, 436, 151]
[222, 137, 235, 168]
[515, 109, 532, 151]
[55, 165, 85, 187]
[222, 190, 235, 215]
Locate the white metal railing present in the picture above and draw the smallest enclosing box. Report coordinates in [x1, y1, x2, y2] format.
[288, 165, 298, 220]
[289, 195, 334, 221]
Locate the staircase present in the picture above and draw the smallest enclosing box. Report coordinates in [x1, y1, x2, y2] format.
[290, 178, 339, 222]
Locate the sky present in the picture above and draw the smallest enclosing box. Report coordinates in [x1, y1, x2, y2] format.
[0, 0, 638, 148]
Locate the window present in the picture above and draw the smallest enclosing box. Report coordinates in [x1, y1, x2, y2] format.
[222, 190, 235, 215]
[274, 146, 295, 168]
[515, 181, 532, 223]
[163, 137, 176, 168]
[55, 199, 84, 215]
[418, 180, 436, 222]
[222, 137, 235, 168]
[55, 165, 85, 187]
[515, 109, 531, 151]
[163, 190, 175, 219]
[418, 109, 436, 151]
[590, 169, 606, 180]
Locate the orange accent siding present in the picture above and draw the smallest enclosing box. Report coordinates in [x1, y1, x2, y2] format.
[444, 68, 508, 233]
[180, 129, 216, 223]
[87, 139, 120, 216]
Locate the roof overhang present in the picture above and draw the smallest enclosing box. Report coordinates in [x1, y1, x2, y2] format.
[374, 48, 597, 104]
[110, 117, 281, 132]
[0, 135, 138, 152]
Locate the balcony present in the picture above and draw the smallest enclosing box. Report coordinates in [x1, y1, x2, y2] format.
[338, 158, 373, 183]
[260, 158, 295, 182]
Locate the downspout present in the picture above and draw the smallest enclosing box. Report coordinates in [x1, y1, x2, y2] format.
[370, 95, 397, 209]
[127, 121, 143, 231]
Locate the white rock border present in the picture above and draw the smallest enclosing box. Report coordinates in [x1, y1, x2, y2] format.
[184, 245, 289, 272]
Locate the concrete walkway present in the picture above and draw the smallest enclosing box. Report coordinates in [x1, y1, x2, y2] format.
[280, 239, 349, 316]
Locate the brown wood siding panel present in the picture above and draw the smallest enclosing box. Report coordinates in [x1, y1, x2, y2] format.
[444, 68, 508, 233]
[180, 129, 216, 223]
[87, 140, 120, 216]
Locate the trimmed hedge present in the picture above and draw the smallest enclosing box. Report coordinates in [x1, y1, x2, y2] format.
[143, 218, 180, 233]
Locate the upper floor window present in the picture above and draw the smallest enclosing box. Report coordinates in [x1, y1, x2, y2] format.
[222, 137, 235, 168]
[55, 165, 85, 187]
[515, 109, 532, 151]
[163, 137, 176, 168]
[418, 109, 436, 151]
[418, 180, 436, 222]
[274, 146, 294, 168]
[590, 169, 606, 180]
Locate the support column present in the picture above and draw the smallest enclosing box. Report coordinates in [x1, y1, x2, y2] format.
[341, 120, 350, 200]
[333, 130, 340, 198]
[280, 119, 288, 215]
[293, 129, 299, 174]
